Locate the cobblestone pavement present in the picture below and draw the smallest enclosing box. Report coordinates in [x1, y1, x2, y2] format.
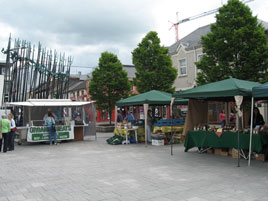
[0, 133, 268, 201]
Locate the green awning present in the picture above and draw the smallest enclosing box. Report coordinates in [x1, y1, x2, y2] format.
[174, 98, 188, 105]
[173, 78, 260, 99]
[116, 90, 188, 106]
[252, 82, 268, 98]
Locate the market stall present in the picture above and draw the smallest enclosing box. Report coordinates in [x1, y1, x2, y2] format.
[115, 90, 187, 145]
[173, 78, 264, 165]
[248, 82, 268, 165]
[7, 99, 96, 144]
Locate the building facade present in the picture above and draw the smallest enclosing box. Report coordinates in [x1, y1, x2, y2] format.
[69, 65, 137, 124]
[169, 20, 268, 91]
[169, 20, 268, 125]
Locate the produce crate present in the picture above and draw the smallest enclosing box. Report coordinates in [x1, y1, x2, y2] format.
[256, 154, 265, 161]
[214, 148, 221, 155]
[207, 149, 214, 154]
[220, 150, 228, 156]
[231, 148, 240, 159]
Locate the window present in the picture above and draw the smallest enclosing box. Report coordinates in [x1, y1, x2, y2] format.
[179, 59, 187, 76]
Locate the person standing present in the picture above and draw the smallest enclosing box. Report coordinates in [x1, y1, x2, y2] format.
[219, 109, 226, 128]
[1, 115, 11, 153]
[126, 111, 134, 122]
[252, 107, 265, 128]
[45, 112, 57, 145]
[117, 110, 123, 123]
[8, 113, 16, 151]
[43, 109, 57, 121]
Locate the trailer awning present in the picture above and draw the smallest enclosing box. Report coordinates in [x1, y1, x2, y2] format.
[6, 99, 94, 107]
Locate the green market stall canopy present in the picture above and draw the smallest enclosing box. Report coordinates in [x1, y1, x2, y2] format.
[252, 82, 268, 98]
[173, 78, 260, 101]
[116, 90, 188, 106]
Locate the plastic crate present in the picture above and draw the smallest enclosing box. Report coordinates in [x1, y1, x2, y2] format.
[154, 119, 185, 127]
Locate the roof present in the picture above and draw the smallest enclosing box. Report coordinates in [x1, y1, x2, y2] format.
[123, 65, 136, 79]
[68, 79, 84, 92]
[169, 19, 268, 55]
[70, 73, 92, 81]
[116, 90, 172, 106]
[70, 65, 136, 80]
[7, 99, 94, 107]
[116, 90, 188, 106]
[169, 24, 211, 54]
[72, 80, 88, 91]
[252, 82, 268, 98]
[173, 78, 260, 100]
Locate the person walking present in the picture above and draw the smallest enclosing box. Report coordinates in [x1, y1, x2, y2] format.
[1, 115, 11, 153]
[45, 111, 57, 145]
[8, 113, 16, 151]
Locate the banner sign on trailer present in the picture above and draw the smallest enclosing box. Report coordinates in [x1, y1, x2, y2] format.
[27, 125, 74, 142]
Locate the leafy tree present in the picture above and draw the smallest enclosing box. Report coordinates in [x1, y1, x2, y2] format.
[88, 52, 131, 124]
[132, 31, 177, 93]
[196, 0, 268, 86]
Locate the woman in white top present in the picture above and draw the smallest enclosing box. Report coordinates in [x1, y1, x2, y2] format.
[8, 113, 16, 151]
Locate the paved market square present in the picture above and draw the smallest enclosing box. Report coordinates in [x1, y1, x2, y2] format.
[0, 133, 268, 201]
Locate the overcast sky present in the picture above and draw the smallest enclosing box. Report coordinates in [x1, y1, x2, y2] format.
[0, 0, 267, 74]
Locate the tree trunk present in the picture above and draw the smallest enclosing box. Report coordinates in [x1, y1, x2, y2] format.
[109, 109, 112, 125]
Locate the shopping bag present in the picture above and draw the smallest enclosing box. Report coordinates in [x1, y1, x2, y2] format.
[12, 127, 18, 132]
[51, 124, 56, 132]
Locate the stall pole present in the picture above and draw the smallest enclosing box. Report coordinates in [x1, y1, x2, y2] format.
[28, 106, 31, 126]
[170, 98, 175, 117]
[114, 105, 118, 128]
[171, 116, 174, 156]
[235, 96, 243, 167]
[82, 106, 85, 120]
[248, 97, 254, 166]
[237, 115, 240, 167]
[170, 98, 175, 156]
[82, 106, 86, 138]
[144, 104, 148, 146]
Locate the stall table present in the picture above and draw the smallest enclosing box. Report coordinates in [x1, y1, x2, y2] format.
[184, 130, 268, 153]
[114, 127, 144, 143]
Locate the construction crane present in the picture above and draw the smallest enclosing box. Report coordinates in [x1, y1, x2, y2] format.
[169, 0, 254, 42]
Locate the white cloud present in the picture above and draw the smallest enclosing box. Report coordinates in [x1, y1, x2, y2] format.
[0, 0, 267, 73]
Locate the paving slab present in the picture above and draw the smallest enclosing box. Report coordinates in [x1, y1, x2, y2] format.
[0, 132, 268, 201]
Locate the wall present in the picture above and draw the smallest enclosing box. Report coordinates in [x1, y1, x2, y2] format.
[0, 75, 4, 107]
[171, 45, 203, 91]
